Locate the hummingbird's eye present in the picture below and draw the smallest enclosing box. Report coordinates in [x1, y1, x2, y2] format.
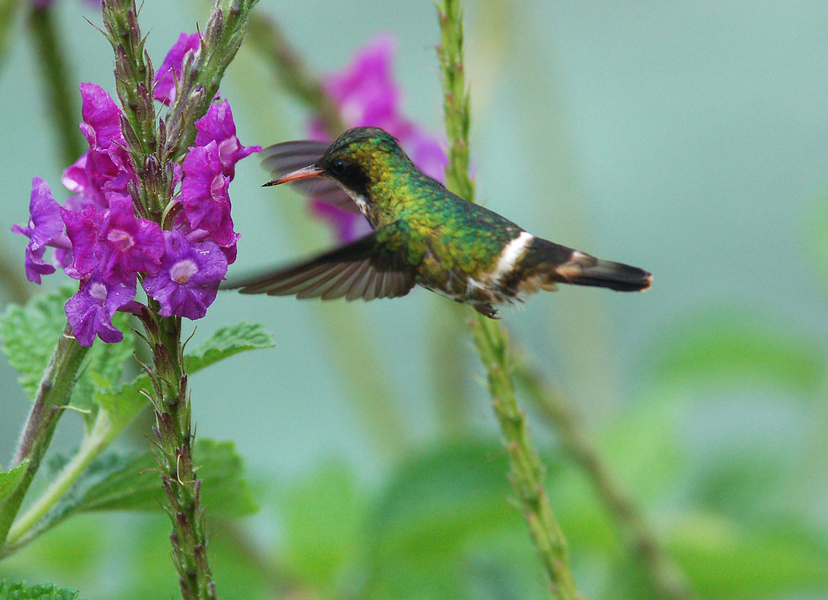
[329, 158, 349, 176]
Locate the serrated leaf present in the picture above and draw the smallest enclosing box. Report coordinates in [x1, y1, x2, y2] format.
[0, 287, 73, 399]
[0, 460, 29, 505]
[0, 287, 135, 418]
[0, 580, 81, 600]
[70, 312, 135, 418]
[40, 439, 256, 529]
[184, 322, 274, 374]
[92, 373, 151, 433]
[650, 307, 824, 395]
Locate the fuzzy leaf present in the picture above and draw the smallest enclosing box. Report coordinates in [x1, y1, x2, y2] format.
[0, 581, 81, 600]
[0, 460, 29, 506]
[184, 322, 275, 374]
[0, 287, 73, 399]
[41, 439, 256, 527]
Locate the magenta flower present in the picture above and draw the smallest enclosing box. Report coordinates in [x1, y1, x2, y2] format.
[14, 33, 257, 345]
[143, 229, 227, 319]
[97, 197, 164, 284]
[307, 34, 448, 242]
[60, 203, 101, 280]
[196, 101, 261, 180]
[11, 178, 68, 283]
[180, 141, 238, 249]
[65, 277, 135, 346]
[62, 83, 135, 208]
[154, 33, 201, 105]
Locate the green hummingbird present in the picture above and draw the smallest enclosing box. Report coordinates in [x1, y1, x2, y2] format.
[225, 126, 652, 318]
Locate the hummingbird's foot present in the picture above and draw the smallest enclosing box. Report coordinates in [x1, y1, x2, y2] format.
[473, 302, 499, 319]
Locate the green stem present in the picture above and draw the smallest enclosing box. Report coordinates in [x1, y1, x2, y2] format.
[469, 319, 580, 599]
[28, 5, 85, 167]
[437, 2, 580, 598]
[514, 362, 697, 600]
[0, 324, 88, 547]
[4, 404, 120, 550]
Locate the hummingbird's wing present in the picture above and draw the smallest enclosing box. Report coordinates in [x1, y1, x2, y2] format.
[223, 230, 416, 301]
[260, 140, 362, 214]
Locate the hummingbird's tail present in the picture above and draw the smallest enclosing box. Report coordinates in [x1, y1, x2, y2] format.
[512, 237, 652, 293]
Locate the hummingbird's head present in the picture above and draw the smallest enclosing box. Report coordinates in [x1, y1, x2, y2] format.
[264, 127, 411, 199]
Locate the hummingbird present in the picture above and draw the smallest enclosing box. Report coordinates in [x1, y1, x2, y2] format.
[225, 126, 652, 318]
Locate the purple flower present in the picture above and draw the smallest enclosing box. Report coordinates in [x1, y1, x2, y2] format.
[196, 101, 261, 180]
[97, 196, 164, 284]
[11, 178, 68, 283]
[143, 229, 227, 319]
[308, 34, 448, 242]
[180, 141, 238, 249]
[60, 203, 101, 280]
[154, 33, 201, 105]
[65, 276, 136, 347]
[63, 83, 135, 208]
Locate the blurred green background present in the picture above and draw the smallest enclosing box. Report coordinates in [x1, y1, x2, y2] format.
[1, 1, 827, 599]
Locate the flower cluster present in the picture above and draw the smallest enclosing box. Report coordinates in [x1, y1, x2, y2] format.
[309, 34, 448, 242]
[13, 35, 259, 346]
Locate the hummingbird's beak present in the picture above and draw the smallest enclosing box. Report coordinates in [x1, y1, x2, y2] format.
[263, 164, 325, 187]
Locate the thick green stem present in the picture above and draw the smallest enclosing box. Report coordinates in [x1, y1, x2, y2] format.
[437, 2, 580, 598]
[148, 309, 217, 600]
[0, 325, 88, 547]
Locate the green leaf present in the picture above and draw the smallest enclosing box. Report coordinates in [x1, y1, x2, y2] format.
[43, 439, 256, 523]
[0, 287, 135, 419]
[368, 442, 518, 561]
[0, 460, 29, 506]
[0, 580, 81, 600]
[70, 312, 135, 418]
[281, 460, 361, 585]
[184, 322, 275, 374]
[363, 442, 554, 600]
[92, 373, 151, 434]
[670, 512, 828, 598]
[0, 287, 73, 399]
[649, 306, 824, 395]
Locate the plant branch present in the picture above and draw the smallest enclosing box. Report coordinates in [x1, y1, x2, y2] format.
[0, 325, 88, 547]
[437, 2, 580, 598]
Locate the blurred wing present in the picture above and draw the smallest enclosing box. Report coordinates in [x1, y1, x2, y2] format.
[223, 230, 416, 302]
[260, 140, 361, 214]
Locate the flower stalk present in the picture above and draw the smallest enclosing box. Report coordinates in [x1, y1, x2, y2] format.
[98, 1, 258, 597]
[438, 2, 580, 598]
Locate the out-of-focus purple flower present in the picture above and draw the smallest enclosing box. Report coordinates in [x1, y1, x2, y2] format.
[11, 178, 68, 283]
[98, 196, 164, 284]
[65, 276, 135, 346]
[308, 34, 448, 243]
[143, 229, 227, 319]
[154, 33, 201, 106]
[196, 101, 261, 180]
[63, 83, 135, 208]
[180, 141, 238, 249]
